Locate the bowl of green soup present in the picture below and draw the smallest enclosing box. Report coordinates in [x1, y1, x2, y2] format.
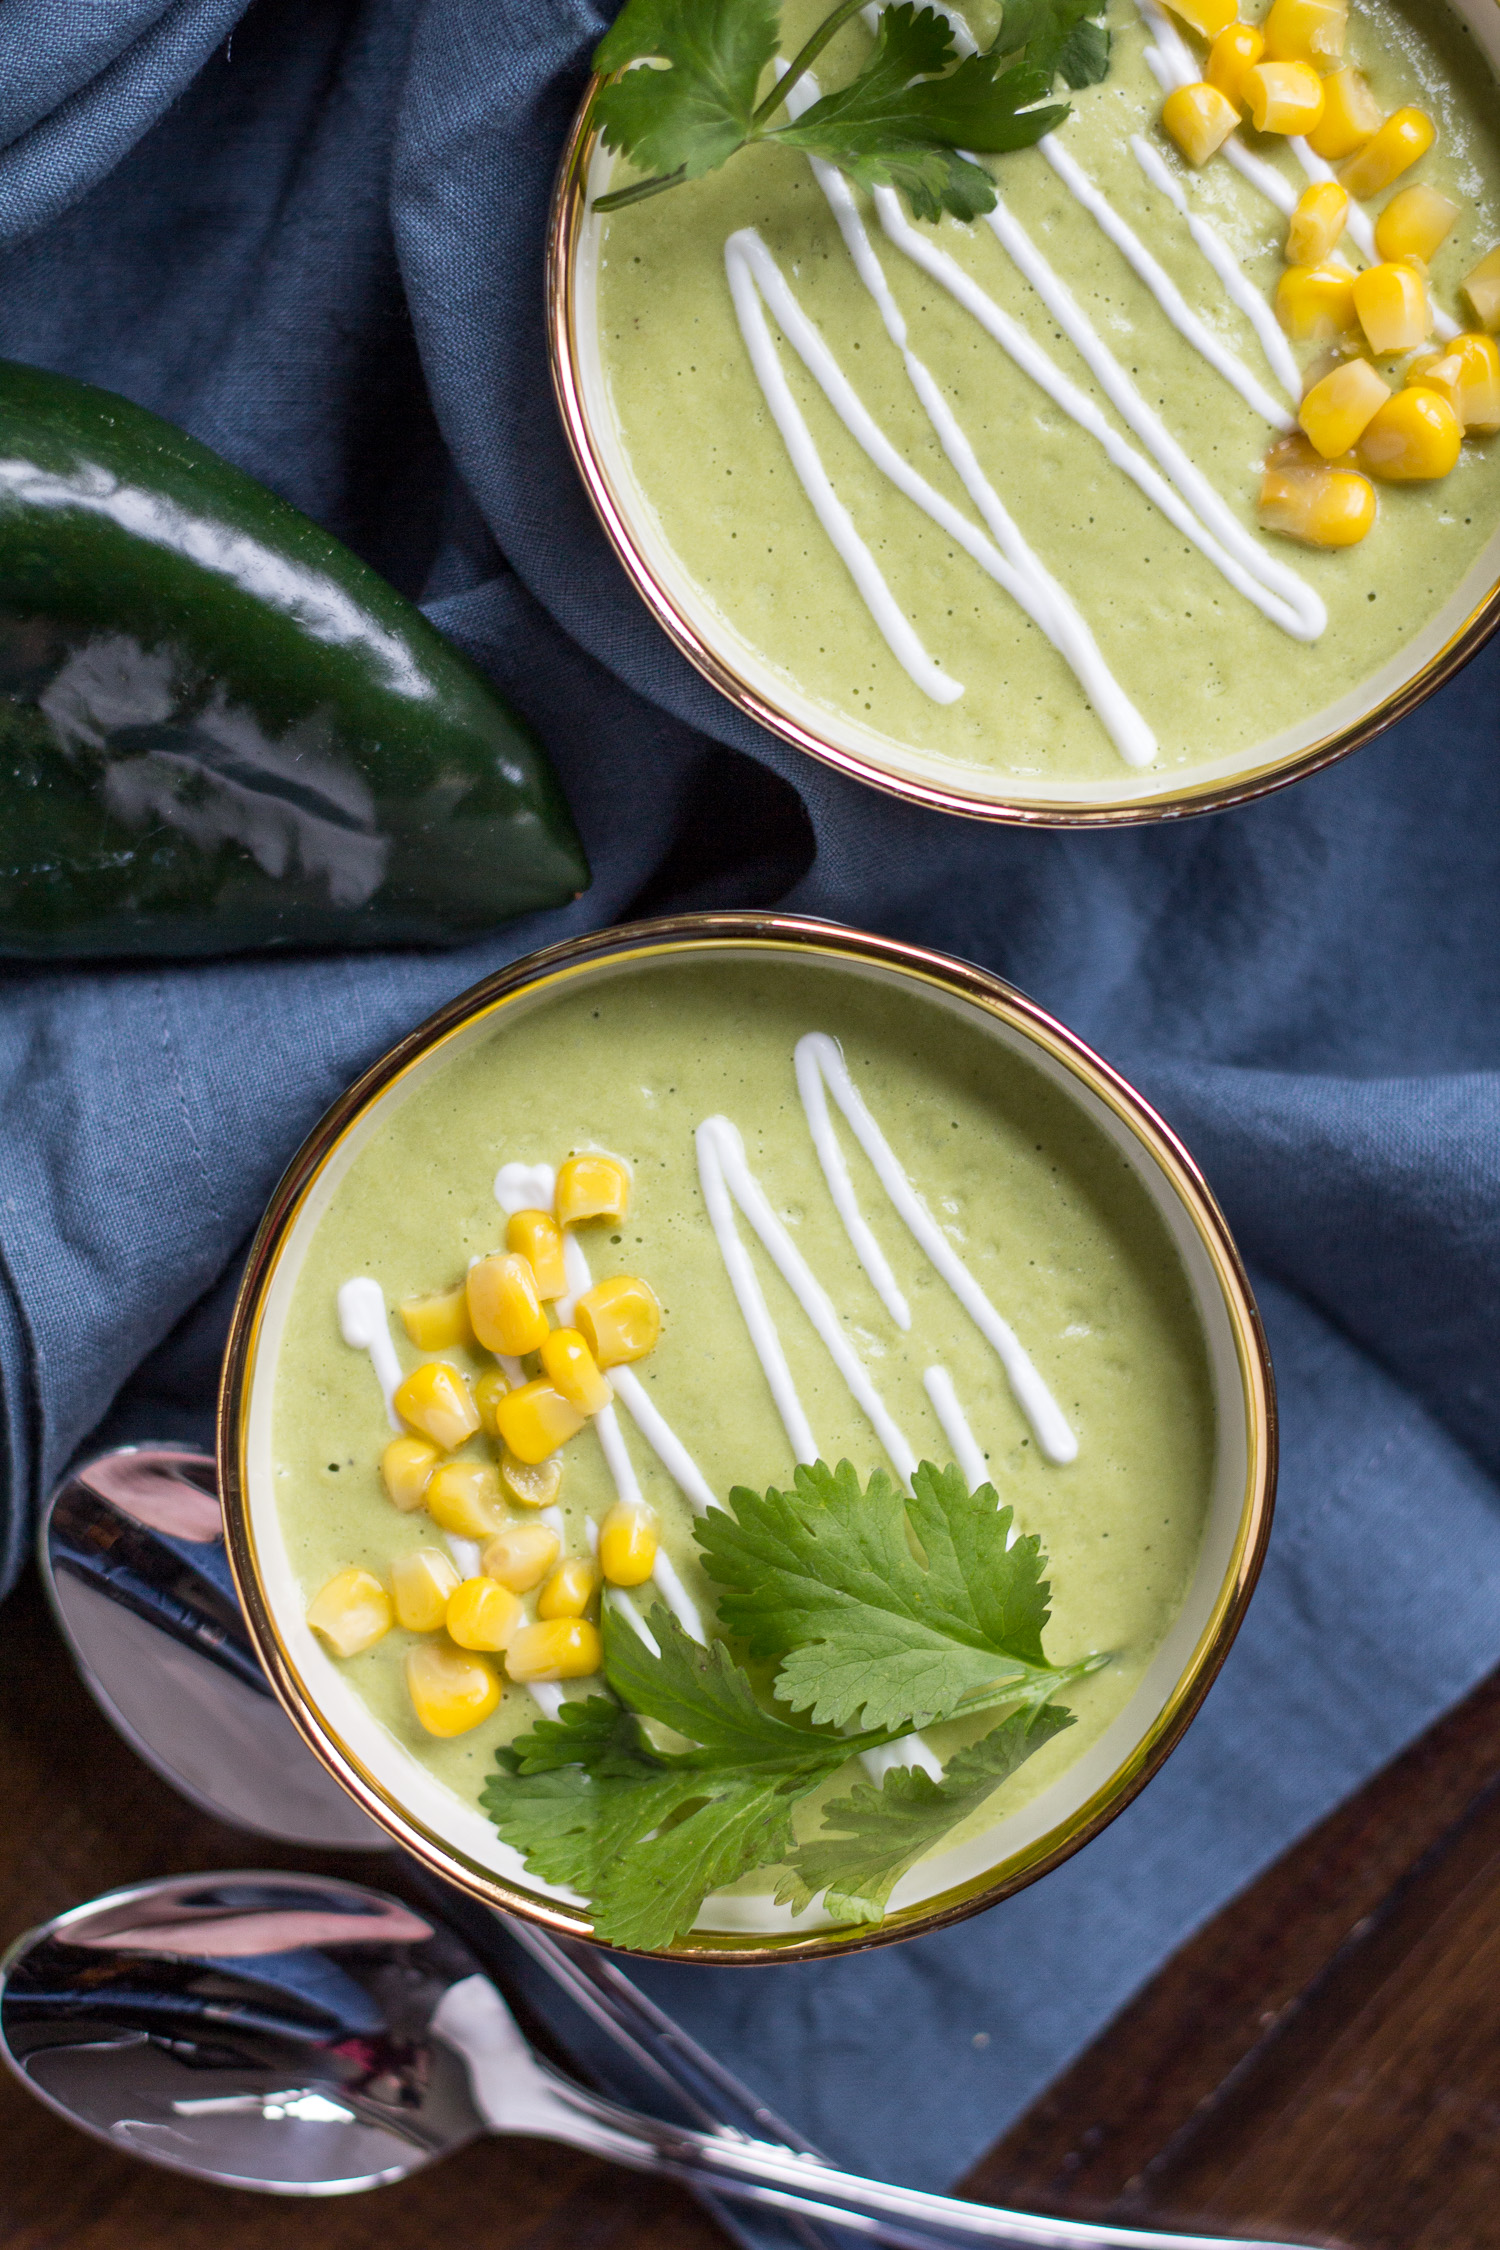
[220, 915, 1274, 1959]
[549, 0, 1500, 822]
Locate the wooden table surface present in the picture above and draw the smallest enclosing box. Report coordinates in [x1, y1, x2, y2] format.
[6, 1558, 1500, 2250]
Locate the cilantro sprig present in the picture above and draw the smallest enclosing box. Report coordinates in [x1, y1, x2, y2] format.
[777, 1700, 1075, 1924]
[591, 0, 1112, 224]
[701, 1458, 1098, 1731]
[482, 1459, 1106, 1951]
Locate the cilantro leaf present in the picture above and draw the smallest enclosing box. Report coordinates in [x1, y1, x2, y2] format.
[772, 8, 1066, 221]
[698, 1459, 1099, 1733]
[780, 1702, 1075, 1924]
[483, 1604, 863, 1951]
[603, 1598, 850, 1767]
[1056, 15, 1111, 88]
[592, 0, 1104, 223]
[776, 7, 1067, 171]
[594, 0, 781, 183]
[993, 0, 1111, 83]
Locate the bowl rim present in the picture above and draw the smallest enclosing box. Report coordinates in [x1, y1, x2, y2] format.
[219, 910, 1278, 1962]
[546, 78, 1500, 830]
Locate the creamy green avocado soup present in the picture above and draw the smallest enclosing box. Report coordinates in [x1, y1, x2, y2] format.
[590, 0, 1500, 789]
[270, 954, 1216, 1947]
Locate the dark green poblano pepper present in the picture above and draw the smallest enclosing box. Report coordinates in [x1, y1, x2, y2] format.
[0, 359, 588, 957]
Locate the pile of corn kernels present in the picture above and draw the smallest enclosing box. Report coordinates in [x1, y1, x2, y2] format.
[1160, 0, 1500, 546]
[305, 1154, 664, 1739]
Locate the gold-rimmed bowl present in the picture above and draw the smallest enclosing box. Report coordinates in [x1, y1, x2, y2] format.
[547, 11, 1500, 828]
[220, 912, 1276, 1960]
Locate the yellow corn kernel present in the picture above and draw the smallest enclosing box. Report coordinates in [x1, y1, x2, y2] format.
[447, 1575, 524, 1652]
[504, 1617, 603, 1683]
[306, 1567, 392, 1658]
[1287, 181, 1349, 265]
[1299, 357, 1391, 455]
[1207, 22, 1264, 105]
[399, 1285, 472, 1351]
[599, 1502, 659, 1588]
[537, 1557, 600, 1620]
[506, 1209, 568, 1299]
[1339, 108, 1435, 200]
[1244, 60, 1324, 136]
[1462, 245, 1500, 331]
[473, 1365, 511, 1438]
[1307, 67, 1382, 160]
[1408, 333, 1500, 432]
[1259, 458, 1376, 545]
[554, 1153, 631, 1227]
[1375, 183, 1459, 264]
[482, 1521, 561, 1592]
[466, 1251, 549, 1357]
[424, 1457, 507, 1539]
[1358, 385, 1463, 479]
[540, 1327, 614, 1414]
[499, 1447, 565, 1507]
[1161, 81, 1240, 166]
[1352, 264, 1428, 358]
[394, 1360, 480, 1450]
[575, 1275, 663, 1368]
[1264, 0, 1345, 67]
[381, 1435, 438, 1513]
[1275, 261, 1358, 342]
[405, 1642, 500, 1736]
[1352, 260, 1428, 354]
[390, 1546, 460, 1633]
[1161, 0, 1237, 34]
[494, 1378, 586, 1465]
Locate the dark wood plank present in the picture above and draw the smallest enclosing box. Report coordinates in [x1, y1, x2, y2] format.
[962, 1664, 1500, 2248]
[0, 1565, 728, 2250]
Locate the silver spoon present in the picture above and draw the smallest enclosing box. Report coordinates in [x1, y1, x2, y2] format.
[39, 1445, 385, 1848]
[37, 1444, 845, 2248]
[0, 1871, 1310, 2250]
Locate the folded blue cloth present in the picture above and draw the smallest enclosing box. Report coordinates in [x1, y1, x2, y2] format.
[4, 0, 1500, 2199]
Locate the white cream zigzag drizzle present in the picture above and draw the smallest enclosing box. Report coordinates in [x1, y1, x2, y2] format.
[710, 13, 1343, 767]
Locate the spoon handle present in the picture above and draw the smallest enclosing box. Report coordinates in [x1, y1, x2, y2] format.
[438, 1974, 1311, 2250]
[558, 2100, 1309, 2250]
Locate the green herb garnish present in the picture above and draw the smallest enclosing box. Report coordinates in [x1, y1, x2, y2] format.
[701, 1458, 1087, 1731]
[591, 0, 1112, 223]
[482, 1460, 1106, 1951]
[777, 1700, 1075, 1924]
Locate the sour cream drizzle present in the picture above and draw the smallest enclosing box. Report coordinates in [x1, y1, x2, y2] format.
[874, 189, 1323, 639]
[861, 1733, 946, 1781]
[444, 1533, 483, 1579]
[336, 1278, 403, 1429]
[783, 76, 1156, 765]
[1038, 133, 1294, 426]
[723, 233, 961, 704]
[794, 1025, 912, 1329]
[794, 1034, 1077, 1464]
[921, 1365, 989, 1495]
[1129, 135, 1303, 400]
[922, 1366, 1021, 1555]
[696, 1112, 919, 1484]
[728, 224, 1160, 757]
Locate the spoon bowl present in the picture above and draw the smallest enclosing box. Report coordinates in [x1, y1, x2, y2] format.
[39, 1447, 387, 1849]
[0, 1870, 1314, 2250]
[0, 1872, 483, 2193]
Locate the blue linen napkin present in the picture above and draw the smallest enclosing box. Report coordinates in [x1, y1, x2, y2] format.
[5, 0, 1500, 2199]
